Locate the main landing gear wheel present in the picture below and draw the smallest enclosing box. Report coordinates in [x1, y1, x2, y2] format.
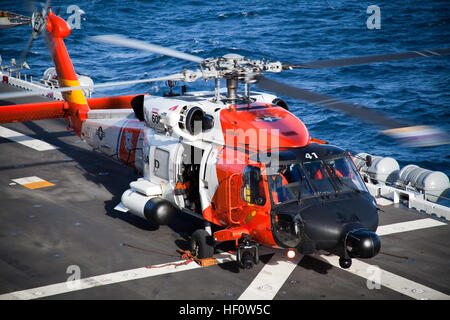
[190, 229, 214, 259]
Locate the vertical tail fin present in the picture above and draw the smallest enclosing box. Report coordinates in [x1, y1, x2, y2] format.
[45, 9, 89, 136]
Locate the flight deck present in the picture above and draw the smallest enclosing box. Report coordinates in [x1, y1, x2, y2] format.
[0, 83, 448, 301]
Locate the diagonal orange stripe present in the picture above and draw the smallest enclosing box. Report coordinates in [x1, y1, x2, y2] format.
[23, 181, 55, 189]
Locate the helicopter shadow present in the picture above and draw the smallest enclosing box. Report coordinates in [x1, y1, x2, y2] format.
[217, 251, 276, 274]
[19, 119, 213, 242]
[17, 120, 159, 232]
[298, 254, 333, 275]
[215, 250, 333, 274]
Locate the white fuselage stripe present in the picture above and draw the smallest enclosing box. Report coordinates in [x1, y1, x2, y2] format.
[0, 126, 58, 151]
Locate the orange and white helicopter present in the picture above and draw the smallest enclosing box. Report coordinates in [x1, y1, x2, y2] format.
[1, 7, 449, 269]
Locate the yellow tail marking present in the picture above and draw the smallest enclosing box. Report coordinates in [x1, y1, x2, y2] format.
[59, 79, 88, 105]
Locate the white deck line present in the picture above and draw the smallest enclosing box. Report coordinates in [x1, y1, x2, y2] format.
[238, 217, 447, 300]
[317, 254, 449, 300]
[0, 126, 58, 151]
[0, 218, 447, 300]
[0, 253, 235, 300]
[376, 218, 446, 236]
[238, 251, 303, 300]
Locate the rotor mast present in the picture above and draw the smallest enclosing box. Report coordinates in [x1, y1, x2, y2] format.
[225, 78, 238, 101]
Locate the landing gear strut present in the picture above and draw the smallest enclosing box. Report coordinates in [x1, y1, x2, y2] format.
[237, 235, 259, 269]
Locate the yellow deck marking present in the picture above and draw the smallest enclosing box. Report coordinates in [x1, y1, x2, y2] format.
[11, 176, 55, 189]
[23, 181, 55, 189]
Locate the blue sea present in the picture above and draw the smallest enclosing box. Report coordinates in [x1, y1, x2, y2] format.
[1, 0, 449, 175]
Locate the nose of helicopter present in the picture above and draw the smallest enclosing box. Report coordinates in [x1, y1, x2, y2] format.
[345, 229, 380, 259]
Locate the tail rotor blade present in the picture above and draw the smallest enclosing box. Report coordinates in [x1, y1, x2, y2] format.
[18, 33, 35, 67]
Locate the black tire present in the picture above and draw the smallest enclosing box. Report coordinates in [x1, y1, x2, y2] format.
[190, 229, 214, 258]
[339, 257, 352, 269]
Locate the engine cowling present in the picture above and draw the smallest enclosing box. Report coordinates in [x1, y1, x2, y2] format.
[177, 105, 204, 135]
[140, 95, 213, 141]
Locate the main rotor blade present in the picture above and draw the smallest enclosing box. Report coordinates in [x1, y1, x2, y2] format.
[256, 76, 449, 147]
[257, 76, 404, 128]
[0, 73, 184, 101]
[18, 33, 35, 66]
[24, 0, 51, 14]
[90, 34, 204, 64]
[283, 48, 450, 69]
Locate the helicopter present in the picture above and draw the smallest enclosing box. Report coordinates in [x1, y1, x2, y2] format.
[1, 7, 449, 270]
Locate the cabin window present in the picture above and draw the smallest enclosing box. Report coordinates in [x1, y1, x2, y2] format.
[153, 148, 170, 180]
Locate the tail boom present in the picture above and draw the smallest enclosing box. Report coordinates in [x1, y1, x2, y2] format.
[0, 101, 67, 123]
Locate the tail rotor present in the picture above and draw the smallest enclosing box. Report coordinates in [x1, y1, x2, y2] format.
[17, 0, 51, 69]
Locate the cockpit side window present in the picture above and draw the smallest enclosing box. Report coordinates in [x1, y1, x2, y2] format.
[269, 172, 293, 204]
[268, 164, 314, 205]
[241, 165, 266, 206]
[294, 164, 314, 197]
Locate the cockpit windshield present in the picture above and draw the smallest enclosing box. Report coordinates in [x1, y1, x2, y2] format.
[324, 157, 367, 193]
[302, 160, 336, 195]
[267, 155, 367, 205]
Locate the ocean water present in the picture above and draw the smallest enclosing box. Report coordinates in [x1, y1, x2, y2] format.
[1, 0, 449, 175]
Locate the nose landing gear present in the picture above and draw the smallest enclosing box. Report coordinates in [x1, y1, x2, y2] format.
[339, 257, 352, 269]
[237, 235, 259, 269]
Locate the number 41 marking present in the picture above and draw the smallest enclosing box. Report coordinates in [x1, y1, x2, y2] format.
[305, 152, 318, 159]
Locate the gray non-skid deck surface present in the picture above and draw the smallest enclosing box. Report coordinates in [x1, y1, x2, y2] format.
[0, 88, 448, 300]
